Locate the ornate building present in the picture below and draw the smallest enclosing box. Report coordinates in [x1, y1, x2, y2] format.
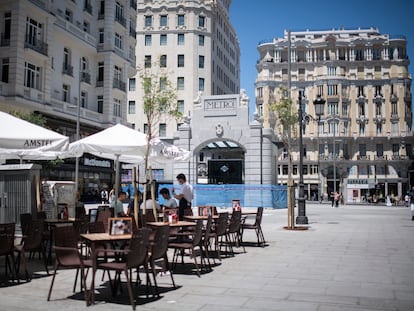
[256, 27, 413, 203]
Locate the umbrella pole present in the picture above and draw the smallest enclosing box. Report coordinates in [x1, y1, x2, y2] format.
[149, 166, 157, 220]
[115, 154, 120, 199]
[133, 166, 138, 227]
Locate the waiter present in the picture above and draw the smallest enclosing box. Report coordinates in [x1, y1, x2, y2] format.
[172, 173, 193, 220]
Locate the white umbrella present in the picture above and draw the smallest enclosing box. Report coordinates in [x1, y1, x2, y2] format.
[0, 111, 69, 162]
[149, 138, 191, 163]
[68, 124, 148, 195]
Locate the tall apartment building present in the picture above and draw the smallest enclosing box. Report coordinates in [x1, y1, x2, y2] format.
[0, 0, 137, 193]
[128, 0, 240, 139]
[256, 27, 413, 203]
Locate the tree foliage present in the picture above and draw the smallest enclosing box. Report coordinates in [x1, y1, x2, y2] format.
[139, 61, 182, 171]
[10, 110, 48, 127]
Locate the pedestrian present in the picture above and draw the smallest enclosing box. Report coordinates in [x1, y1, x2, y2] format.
[404, 193, 409, 207]
[334, 191, 339, 208]
[172, 173, 193, 220]
[160, 187, 178, 209]
[110, 191, 127, 217]
[331, 192, 335, 208]
[100, 188, 109, 204]
[409, 187, 414, 221]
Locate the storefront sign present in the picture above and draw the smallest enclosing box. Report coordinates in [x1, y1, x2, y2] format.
[347, 179, 376, 189]
[84, 157, 111, 168]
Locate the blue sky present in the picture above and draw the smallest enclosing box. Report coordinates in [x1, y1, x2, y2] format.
[230, 0, 414, 118]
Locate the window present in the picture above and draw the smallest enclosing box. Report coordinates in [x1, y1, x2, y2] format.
[113, 98, 121, 117]
[257, 87, 263, 98]
[65, 9, 73, 22]
[376, 123, 382, 135]
[144, 35, 152, 46]
[26, 17, 42, 46]
[114, 65, 122, 81]
[199, 55, 204, 68]
[159, 123, 166, 137]
[115, 2, 124, 22]
[160, 34, 167, 45]
[97, 95, 103, 113]
[129, 78, 135, 91]
[83, 21, 90, 33]
[128, 101, 135, 114]
[24, 62, 41, 89]
[342, 103, 348, 116]
[355, 48, 364, 61]
[97, 62, 104, 82]
[177, 77, 184, 90]
[198, 78, 205, 91]
[62, 84, 70, 102]
[327, 66, 336, 76]
[376, 144, 383, 157]
[160, 15, 167, 27]
[143, 123, 148, 134]
[327, 84, 337, 96]
[328, 102, 338, 115]
[199, 34, 204, 46]
[98, 28, 104, 44]
[177, 100, 184, 113]
[177, 54, 184, 67]
[391, 102, 398, 116]
[358, 102, 365, 116]
[144, 55, 151, 68]
[392, 143, 399, 155]
[115, 33, 123, 49]
[160, 55, 167, 67]
[359, 144, 366, 156]
[358, 86, 365, 97]
[317, 85, 323, 96]
[359, 123, 365, 135]
[177, 33, 184, 45]
[177, 14, 184, 26]
[3, 12, 11, 42]
[80, 91, 87, 108]
[375, 85, 382, 96]
[63, 47, 71, 70]
[145, 15, 152, 27]
[99, 0, 105, 17]
[375, 102, 382, 115]
[159, 77, 166, 91]
[1, 58, 9, 83]
[198, 15, 205, 28]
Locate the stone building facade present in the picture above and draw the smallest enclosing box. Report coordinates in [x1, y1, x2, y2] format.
[256, 27, 413, 203]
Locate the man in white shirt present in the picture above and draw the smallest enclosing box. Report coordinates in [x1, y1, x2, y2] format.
[172, 173, 193, 220]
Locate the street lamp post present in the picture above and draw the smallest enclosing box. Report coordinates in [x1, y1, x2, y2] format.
[296, 91, 307, 225]
[313, 95, 326, 201]
[74, 98, 80, 192]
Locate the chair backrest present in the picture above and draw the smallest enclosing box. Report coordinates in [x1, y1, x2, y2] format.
[88, 221, 105, 234]
[127, 228, 150, 267]
[20, 213, 32, 235]
[36, 211, 47, 220]
[228, 210, 242, 233]
[215, 212, 228, 236]
[22, 219, 44, 251]
[151, 225, 170, 260]
[0, 223, 15, 256]
[96, 209, 112, 233]
[192, 220, 203, 246]
[255, 207, 264, 226]
[203, 216, 212, 245]
[53, 225, 82, 266]
[139, 211, 156, 228]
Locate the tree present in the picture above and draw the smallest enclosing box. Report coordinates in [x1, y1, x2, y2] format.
[139, 62, 182, 172]
[269, 86, 298, 229]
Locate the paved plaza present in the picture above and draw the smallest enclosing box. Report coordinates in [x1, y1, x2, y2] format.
[1, 203, 414, 311]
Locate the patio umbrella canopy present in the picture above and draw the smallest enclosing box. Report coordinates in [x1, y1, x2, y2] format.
[0, 111, 69, 161]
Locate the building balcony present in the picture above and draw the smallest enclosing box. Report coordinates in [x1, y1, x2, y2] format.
[62, 64, 73, 76]
[357, 155, 370, 160]
[113, 78, 126, 91]
[80, 72, 91, 84]
[24, 35, 48, 56]
[0, 33, 10, 46]
[115, 15, 126, 27]
[373, 115, 385, 123]
[129, 28, 136, 38]
[390, 113, 399, 121]
[390, 93, 399, 102]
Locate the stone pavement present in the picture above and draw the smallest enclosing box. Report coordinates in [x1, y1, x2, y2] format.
[1, 203, 414, 311]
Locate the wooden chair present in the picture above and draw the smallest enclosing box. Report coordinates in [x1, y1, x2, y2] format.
[241, 207, 266, 247]
[96, 228, 151, 310]
[0, 223, 17, 283]
[15, 219, 49, 281]
[169, 220, 206, 277]
[211, 212, 229, 259]
[47, 225, 92, 305]
[148, 225, 175, 296]
[226, 210, 245, 255]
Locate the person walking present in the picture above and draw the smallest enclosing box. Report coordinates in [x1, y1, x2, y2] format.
[172, 173, 193, 220]
[409, 187, 414, 221]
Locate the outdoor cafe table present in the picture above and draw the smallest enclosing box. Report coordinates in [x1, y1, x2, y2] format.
[184, 215, 219, 221]
[80, 232, 132, 305]
[146, 221, 196, 228]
